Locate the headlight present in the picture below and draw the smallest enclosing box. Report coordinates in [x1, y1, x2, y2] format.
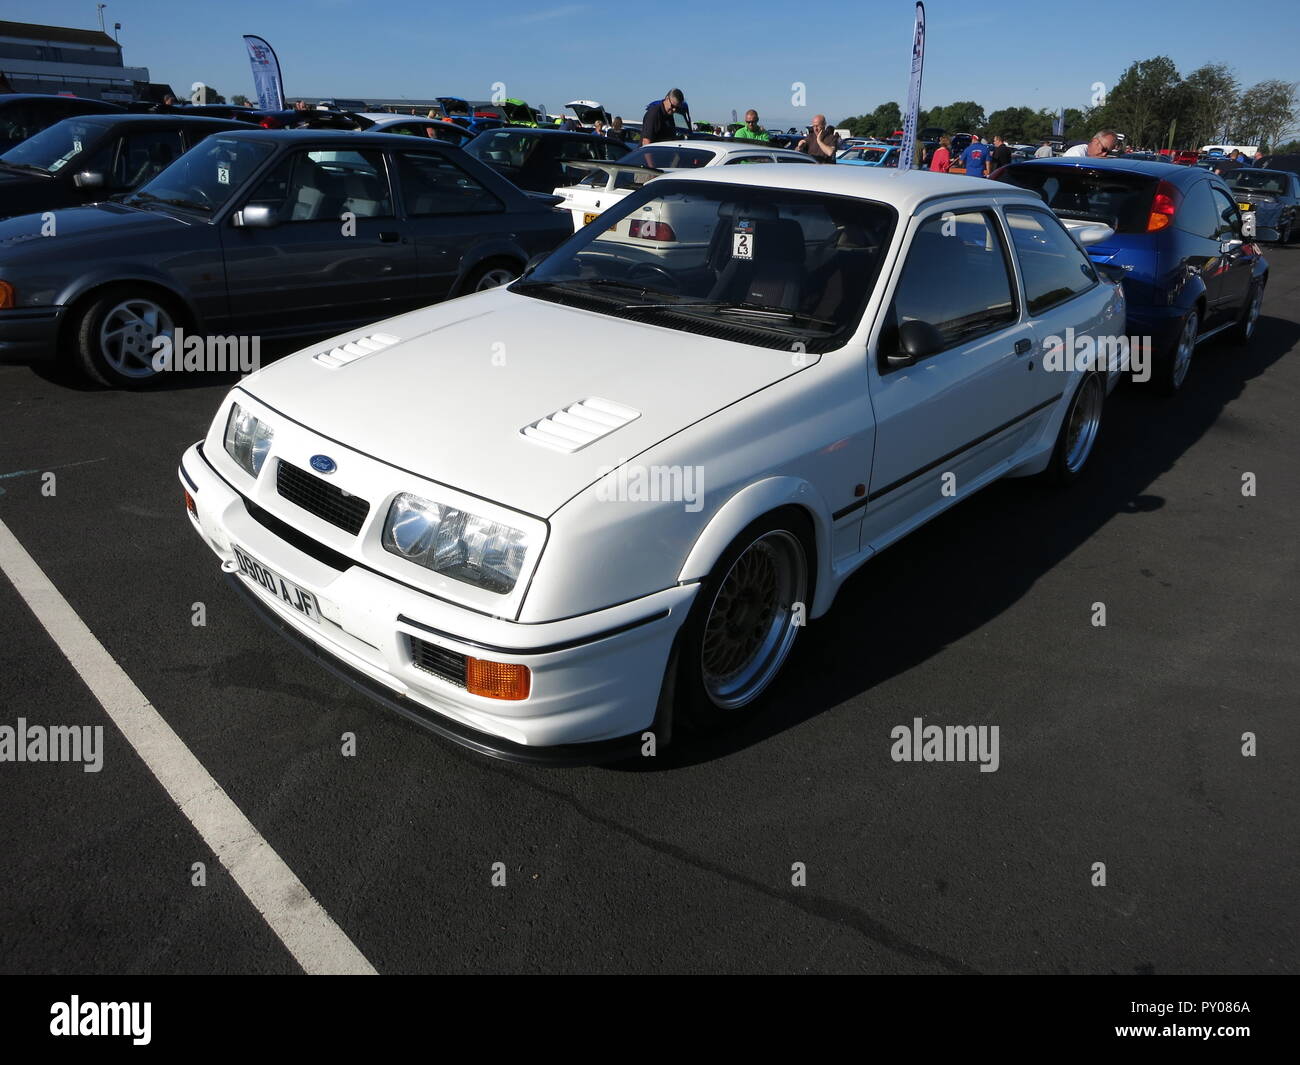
[223, 403, 274, 478]
[382, 491, 527, 594]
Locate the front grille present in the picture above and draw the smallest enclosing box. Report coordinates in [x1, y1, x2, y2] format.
[276, 460, 370, 535]
[243, 497, 352, 572]
[408, 636, 468, 688]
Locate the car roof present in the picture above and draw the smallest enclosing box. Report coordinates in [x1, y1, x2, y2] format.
[475, 127, 606, 139]
[71, 113, 250, 128]
[211, 128, 460, 147]
[1006, 155, 1198, 180]
[637, 141, 808, 161]
[0, 93, 122, 106]
[663, 164, 1045, 208]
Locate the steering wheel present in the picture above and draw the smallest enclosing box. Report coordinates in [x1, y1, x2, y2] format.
[626, 262, 680, 293]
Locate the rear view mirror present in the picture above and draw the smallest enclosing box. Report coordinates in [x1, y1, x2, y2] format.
[889, 319, 945, 365]
[73, 170, 105, 189]
[232, 204, 277, 228]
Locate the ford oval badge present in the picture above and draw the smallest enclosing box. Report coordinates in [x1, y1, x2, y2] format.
[310, 454, 337, 474]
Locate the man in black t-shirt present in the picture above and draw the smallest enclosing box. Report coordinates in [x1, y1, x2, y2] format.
[989, 134, 1013, 171]
[641, 88, 684, 145]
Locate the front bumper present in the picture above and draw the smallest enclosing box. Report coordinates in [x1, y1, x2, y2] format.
[0, 306, 63, 362]
[179, 442, 696, 760]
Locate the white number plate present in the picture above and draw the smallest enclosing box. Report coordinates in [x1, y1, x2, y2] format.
[232, 546, 320, 623]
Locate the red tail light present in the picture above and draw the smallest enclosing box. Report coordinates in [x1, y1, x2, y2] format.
[259, 116, 282, 129]
[628, 219, 677, 241]
[1147, 180, 1181, 232]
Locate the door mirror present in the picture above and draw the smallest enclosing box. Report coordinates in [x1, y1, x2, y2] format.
[73, 170, 105, 189]
[232, 204, 277, 228]
[889, 319, 945, 365]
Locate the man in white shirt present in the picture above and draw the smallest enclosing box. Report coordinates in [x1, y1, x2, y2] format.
[1034, 140, 1054, 158]
[1063, 130, 1119, 158]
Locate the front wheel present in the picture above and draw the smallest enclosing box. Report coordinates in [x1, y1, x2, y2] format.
[70, 285, 183, 388]
[462, 259, 521, 293]
[674, 511, 811, 733]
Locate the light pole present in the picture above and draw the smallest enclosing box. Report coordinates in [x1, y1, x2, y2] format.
[96, 4, 107, 33]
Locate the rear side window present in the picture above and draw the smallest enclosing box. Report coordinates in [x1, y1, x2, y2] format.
[882, 209, 1017, 360]
[1004, 207, 1098, 314]
[395, 151, 503, 215]
[997, 165, 1157, 233]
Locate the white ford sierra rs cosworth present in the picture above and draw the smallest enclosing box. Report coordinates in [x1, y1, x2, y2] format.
[179, 165, 1126, 761]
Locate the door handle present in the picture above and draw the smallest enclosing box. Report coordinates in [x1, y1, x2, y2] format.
[1014, 338, 1033, 355]
[378, 231, 400, 243]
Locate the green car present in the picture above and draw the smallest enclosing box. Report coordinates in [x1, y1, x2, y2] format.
[501, 98, 538, 128]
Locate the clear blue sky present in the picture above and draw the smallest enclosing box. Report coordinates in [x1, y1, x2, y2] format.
[11, 0, 1298, 128]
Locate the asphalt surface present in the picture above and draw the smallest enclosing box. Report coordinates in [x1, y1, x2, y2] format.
[0, 252, 1296, 975]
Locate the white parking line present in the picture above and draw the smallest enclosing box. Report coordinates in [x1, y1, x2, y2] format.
[0, 516, 376, 976]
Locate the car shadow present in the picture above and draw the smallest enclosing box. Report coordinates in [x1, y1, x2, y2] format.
[614, 313, 1298, 771]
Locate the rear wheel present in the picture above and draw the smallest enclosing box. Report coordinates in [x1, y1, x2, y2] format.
[462, 258, 521, 293]
[1043, 372, 1105, 485]
[1150, 308, 1198, 395]
[1229, 282, 1263, 345]
[674, 510, 811, 733]
[70, 285, 183, 388]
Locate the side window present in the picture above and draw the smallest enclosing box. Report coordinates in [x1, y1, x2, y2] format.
[1003, 206, 1098, 315]
[1177, 181, 1220, 239]
[1210, 186, 1241, 238]
[113, 129, 184, 189]
[247, 149, 392, 222]
[395, 151, 503, 216]
[725, 155, 775, 165]
[881, 209, 1017, 364]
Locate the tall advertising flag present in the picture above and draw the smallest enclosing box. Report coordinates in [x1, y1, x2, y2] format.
[243, 35, 285, 112]
[899, 3, 926, 171]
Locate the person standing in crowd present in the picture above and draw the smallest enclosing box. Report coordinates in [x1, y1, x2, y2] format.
[797, 115, 842, 162]
[1034, 139, 1054, 158]
[641, 89, 684, 145]
[929, 134, 951, 173]
[607, 116, 627, 143]
[592, 119, 606, 137]
[962, 133, 992, 176]
[989, 134, 1013, 171]
[734, 109, 771, 142]
[1063, 130, 1118, 157]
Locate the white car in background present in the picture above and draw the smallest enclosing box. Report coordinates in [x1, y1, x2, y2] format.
[179, 166, 1123, 761]
[553, 140, 815, 233]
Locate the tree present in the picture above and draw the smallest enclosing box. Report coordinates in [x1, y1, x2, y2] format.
[1178, 63, 1238, 148]
[231, 93, 251, 107]
[870, 101, 902, 136]
[1235, 79, 1298, 151]
[1103, 56, 1182, 146]
[986, 106, 1041, 142]
[927, 101, 985, 134]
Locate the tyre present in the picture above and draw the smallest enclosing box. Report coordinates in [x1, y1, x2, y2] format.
[673, 509, 812, 734]
[1149, 307, 1198, 395]
[1043, 371, 1105, 485]
[70, 285, 183, 388]
[1229, 282, 1263, 346]
[461, 259, 521, 294]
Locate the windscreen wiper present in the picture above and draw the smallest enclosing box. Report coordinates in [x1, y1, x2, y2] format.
[621, 298, 838, 329]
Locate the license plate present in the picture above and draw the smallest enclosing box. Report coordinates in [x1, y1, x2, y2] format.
[233, 546, 320, 623]
[583, 212, 599, 225]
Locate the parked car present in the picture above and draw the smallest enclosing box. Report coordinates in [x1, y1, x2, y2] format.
[552, 140, 815, 231]
[1225, 168, 1299, 244]
[464, 127, 630, 192]
[353, 114, 475, 147]
[435, 97, 503, 136]
[994, 156, 1270, 392]
[0, 113, 251, 219]
[251, 109, 369, 131]
[0, 93, 125, 153]
[0, 129, 573, 387]
[176, 166, 1125, 760]
[838, 143, 901, 167]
